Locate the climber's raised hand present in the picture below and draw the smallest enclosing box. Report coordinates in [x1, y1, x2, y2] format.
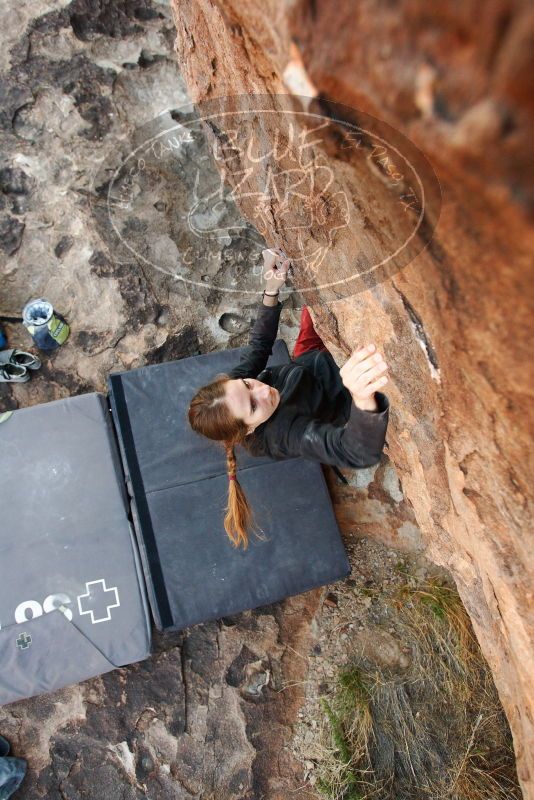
[261, 248, 290, 293]
[340, 344, 389, 411]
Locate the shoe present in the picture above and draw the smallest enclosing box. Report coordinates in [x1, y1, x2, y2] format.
[0, 349, 41, 370]
[0, 364, 29, 383]
[0, 756, 27, 799]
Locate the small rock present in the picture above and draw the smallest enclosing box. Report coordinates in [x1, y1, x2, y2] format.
[324, 592, 338, 608]
[0, 215, 24, 255]
[55, 235, 75, 259]
[11, 196, 28, 214]
[0, 166, 33, 195]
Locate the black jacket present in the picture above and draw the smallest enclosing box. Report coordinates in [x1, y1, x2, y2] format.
[227, 300, 390, 469]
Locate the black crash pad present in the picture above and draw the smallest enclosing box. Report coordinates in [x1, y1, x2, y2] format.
[108, 338, 350, 632]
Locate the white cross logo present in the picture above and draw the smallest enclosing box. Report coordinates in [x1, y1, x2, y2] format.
[77, 579, 120, 624]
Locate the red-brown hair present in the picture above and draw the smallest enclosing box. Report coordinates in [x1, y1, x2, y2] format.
[187, 372, 265, 549]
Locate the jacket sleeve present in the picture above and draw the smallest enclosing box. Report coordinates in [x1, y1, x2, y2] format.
[266, 392, 390, 469]
[227, 300, 283, 379]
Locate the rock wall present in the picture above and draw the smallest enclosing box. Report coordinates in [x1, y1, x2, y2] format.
[171, 0, 534, 795]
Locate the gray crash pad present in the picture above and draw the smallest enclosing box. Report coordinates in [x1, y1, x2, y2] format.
[108, 338, 351, 632]
[0, 393, 152, 707]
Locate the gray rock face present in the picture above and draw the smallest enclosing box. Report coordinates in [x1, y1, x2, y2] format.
[0, 0, 268, 410]
[0, 3, 324, 797]
[0, 611, 321, 798]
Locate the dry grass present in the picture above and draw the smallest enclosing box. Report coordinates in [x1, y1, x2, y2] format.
[314, 577, 520, 800]
[315, 667, 382, 800]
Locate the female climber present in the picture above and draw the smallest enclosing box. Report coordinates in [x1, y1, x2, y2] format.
[187, 248, 390, 549]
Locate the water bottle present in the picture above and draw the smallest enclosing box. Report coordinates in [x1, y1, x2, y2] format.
[22, 299, 70, 351]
